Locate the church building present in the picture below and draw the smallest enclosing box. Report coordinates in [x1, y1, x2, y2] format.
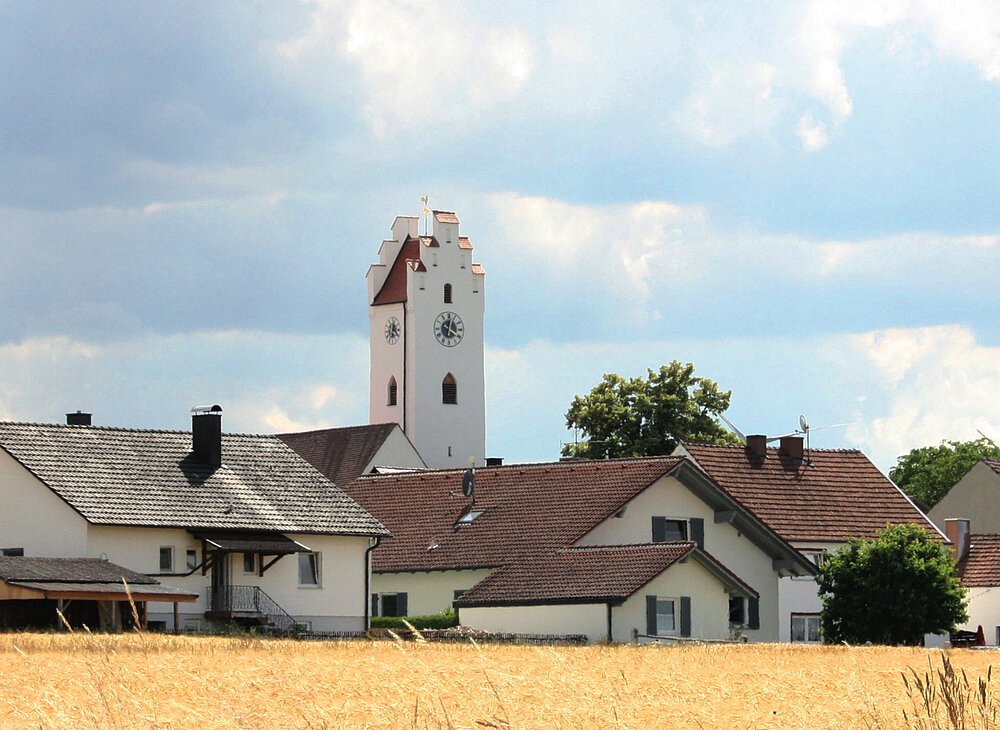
[366, 210, 486, 469]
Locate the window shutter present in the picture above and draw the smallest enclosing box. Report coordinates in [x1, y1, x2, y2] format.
[652, 516, 666, 543]
[690, 518, 705, 549]
[680, 596, 692, 637]
[371, 593, 379, 617]
[397, 592, 408, 618]
[748, 596, 760, 630]
[646, 595, 657, 635]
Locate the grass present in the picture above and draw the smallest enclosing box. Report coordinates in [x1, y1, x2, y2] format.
[0, 633, 997, 728]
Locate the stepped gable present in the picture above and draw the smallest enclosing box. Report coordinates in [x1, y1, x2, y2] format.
[343, 457, 686, 573]
[278, 423, 400, 486]
[372, 236, 420, 305]
[681, 442, 936, 542]
[0, 421, 387, 536]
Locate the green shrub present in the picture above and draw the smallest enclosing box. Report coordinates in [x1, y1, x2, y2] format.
[370, 609, 458, 630]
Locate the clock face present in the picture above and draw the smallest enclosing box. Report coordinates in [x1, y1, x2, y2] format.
[434, 311, 464, 347]
[384, 316, 400, 344]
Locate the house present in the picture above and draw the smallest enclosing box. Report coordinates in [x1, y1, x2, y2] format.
[677, 435, 944, 642]
[928, 460, 1000, 533]
[947, 518, 1000, 645]
[0, 556, 197, 631]
[341, 456, 814, 643]
[278, 422, 426, 486]
[0, 408, 388, 633]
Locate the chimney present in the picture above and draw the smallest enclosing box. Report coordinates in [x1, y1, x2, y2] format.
[486, 457, 503, 467]
[779, 435, 804, 460]
[945, 518, 971, 562]
[192, 405, 223, 468]
[746, 435, 767, 459]
[66, 411, 92, 426]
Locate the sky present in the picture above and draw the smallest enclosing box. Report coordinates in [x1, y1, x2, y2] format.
[0, 0, 997, 473]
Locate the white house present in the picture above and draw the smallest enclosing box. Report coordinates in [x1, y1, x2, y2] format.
[928, 460, 1000, 533]
[677, 436, 945, 642]
[946, 518, 1000, 645]
[342, 456, 814, 643]
[0, 408, 388, 633]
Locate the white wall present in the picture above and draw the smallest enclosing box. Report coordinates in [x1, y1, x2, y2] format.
[962, 587, 1000, 646]
[929, 462, 1000, 532]
[372, 568, 493, 616]
[0, 451, 88, 556]
[368, 427, 426, 471]
[461, 603, 607, 642]
[577, 474, 781, 642]
[369, 301, 406, 428]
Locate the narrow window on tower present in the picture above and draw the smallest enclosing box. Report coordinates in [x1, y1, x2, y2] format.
[443, 283, 452, 304]
[387, 376, 398, 406]
[442, 373, 458, 404]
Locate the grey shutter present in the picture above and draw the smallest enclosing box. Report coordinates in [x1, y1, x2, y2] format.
[371, 593, 379, 617]
[748, 597, 760, 630]
[646, 595, 657, 635]
[397, 592, 408, 617]
[690, 518, 705, 549]
[680, 596, 692, 637]
[652, 516, 666, 542]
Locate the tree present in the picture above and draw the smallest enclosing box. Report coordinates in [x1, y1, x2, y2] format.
[890, 438, 1000, 508]
[816, 524, 968, 646]
[561, 361, 741, 459]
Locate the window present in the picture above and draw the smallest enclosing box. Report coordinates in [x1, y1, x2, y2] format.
[791, 613, 822, 643]
[652, 517, 688, 542]
[298, 552, 321, 587]
[453, 589, 466, 602]
[793, 550, 828, 580]
[1, 548, 24, 557]
[373, 592, 408, 617]
[456, 508, 485, 525]
[243, 553, 257, 574]
[443, 283, 452, 303]
[656, 598, 676, 633]
[387, 377, 398, 406]
[442, 374, 457, 404]
[159, 546, 174, 572]
[729, 596, 746, 626]
[646, 595, 692, 637]
[185, 549, 198, 570]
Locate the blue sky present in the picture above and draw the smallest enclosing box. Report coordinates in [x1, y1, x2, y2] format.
[0, 1, 997, 472]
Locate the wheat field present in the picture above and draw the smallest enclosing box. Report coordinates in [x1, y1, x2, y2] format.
[0, 633, 996, 728]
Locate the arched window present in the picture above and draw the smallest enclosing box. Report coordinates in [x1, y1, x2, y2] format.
[443, 283, 452, 304]
[387, 377, 398, 406]
[442, 373, 457, 404]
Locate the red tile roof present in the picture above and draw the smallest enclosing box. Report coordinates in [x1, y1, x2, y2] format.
[458, 236, 473, 250]
[278, 423, 414, 487]
[681, 443, 936, 542]
[433, 210, 460, 224]
[456, 543, 695, 605]
[372, 237, 420, 305]
[985, 460, 1000, 478]
[959, 534, 1000, 586]
[471, 264, 485, 275]
[420, 235, 439, 248]
[344, 457, 687, 572]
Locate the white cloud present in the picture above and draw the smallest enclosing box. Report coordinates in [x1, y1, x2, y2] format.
[796, 113, 830, 151]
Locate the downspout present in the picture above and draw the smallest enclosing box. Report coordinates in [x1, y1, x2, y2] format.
[364, 536, 381, 631]
[606, 602, 613, 643]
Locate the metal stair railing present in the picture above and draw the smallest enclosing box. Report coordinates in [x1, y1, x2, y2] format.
[206, 585, 301, 634]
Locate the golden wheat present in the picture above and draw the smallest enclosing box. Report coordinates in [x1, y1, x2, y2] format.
[0, 633, 995, 728]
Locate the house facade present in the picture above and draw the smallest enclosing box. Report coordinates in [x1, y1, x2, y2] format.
[0, 409, 388, 633]
[678, 436, 944, 642]
[928, 460, 1000, 533]
[342, 456, 814, 643]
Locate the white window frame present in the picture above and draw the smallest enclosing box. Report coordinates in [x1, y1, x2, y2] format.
[655, 597, 678, 635]
[653, 517, 689, 542]
[159, 546, 174, 573]
[298, 552, 321, 588]
[791, 613, 822, 643]
[185, 548, 198, 571]
[728, 596, 748, 628]
[376, 592, 405, 617]
[792, 550, 828, 580]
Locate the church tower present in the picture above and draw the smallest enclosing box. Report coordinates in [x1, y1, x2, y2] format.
[367, 210, 486, 469]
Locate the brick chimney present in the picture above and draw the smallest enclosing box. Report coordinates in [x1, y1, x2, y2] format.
[66, 411, 92, 426]
[779, 435, 804, 460]
[746, 435, 767, 459]
[945, 518, 971, 562]
[192, 405, 223, 468]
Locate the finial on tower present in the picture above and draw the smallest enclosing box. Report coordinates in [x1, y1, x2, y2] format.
[421, 195, 430, 235]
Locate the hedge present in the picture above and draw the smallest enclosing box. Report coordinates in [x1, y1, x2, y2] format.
[370, 609, 458, 630]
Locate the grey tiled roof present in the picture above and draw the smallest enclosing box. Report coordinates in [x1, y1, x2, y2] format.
[0, 556, 157, 584]
[278, 423, 412, 486]
[0, 422, 388, 536]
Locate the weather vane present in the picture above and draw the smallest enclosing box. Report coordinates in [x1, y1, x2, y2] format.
[421, 195, 430, 235]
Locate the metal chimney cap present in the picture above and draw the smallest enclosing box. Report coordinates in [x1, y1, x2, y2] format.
[191, 404, 223, 415]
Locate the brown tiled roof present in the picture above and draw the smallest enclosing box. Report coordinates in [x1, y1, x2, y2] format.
[372, 237, 420, 305]
[345, 458, 687, 572]
[458, 236, 473, 250]
[985, 460, 1000, 478]
[681, 443, 936, 542]
[0, 422, 388, 536]
[959, 534, 1000, 587]
[433, 210, 460, 224]
[278, 423, 411, 486]
[420, 236, 439, 248]
[471, 264, 485, 275]
[456, 543, 695, 605]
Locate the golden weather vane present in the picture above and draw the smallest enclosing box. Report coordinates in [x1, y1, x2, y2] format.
[421, 195, 430, 235]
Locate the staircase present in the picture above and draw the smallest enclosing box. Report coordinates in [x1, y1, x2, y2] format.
[205, 585, 301, 634]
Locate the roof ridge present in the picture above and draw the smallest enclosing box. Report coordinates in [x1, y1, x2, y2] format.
[686, 441, 862, 454]
[563, 542, 693, 552]
[0, 421, 285, 440]
[358, 454, 684, 479]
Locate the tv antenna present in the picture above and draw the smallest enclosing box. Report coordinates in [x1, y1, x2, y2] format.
[421, 195, 431, 235]
[795, 414, 853, 463]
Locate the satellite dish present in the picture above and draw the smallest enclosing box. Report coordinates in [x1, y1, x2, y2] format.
[799, 414, 810, 433]
[461, 468, 475, 498]
[719, 413, 747, 441]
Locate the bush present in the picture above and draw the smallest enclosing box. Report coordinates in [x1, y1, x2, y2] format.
[370, 608, 458, 630]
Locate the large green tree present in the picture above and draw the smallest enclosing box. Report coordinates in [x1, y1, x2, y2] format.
[890, 438, 1000, 507]
[817, 524, 968, 646]
[561, 361, 740, 459]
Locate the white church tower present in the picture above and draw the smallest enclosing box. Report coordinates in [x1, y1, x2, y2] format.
[367, 210, 486, 469]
